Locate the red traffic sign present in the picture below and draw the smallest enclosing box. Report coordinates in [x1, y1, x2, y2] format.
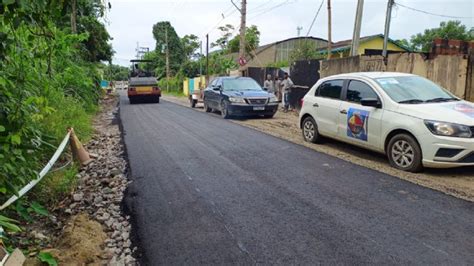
[238, 56, 247, 66]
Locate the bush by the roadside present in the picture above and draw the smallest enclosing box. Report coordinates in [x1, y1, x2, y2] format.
[0, 1, 108, 237]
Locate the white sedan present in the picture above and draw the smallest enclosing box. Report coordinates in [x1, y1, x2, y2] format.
[299, 72, 474, 172]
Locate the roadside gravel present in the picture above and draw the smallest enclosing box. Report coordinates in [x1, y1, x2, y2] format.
[162, 95, 474, 202]
[66, 94, 136, 265]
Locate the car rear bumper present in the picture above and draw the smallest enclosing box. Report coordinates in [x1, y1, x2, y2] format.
[228, 103, 278, 116]
[418, 133, 474, 168]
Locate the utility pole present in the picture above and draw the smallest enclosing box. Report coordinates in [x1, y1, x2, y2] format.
[382, 0, 394, 58]
[71, 0, 77, 33]
[232, 0, 247, 76]
[327, 0, 332, 60]
[206, 34, 209, 85]
[199, 41, 203, 77]
[165, 27, 170, 92]
[350, 0, 364, 56]
[297, 26, 303, 37]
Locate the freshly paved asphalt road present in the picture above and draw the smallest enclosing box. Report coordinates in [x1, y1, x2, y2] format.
[120, 96, 474, 265]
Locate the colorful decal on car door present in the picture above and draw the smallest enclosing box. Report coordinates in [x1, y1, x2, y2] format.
[347, 108, 369, 141]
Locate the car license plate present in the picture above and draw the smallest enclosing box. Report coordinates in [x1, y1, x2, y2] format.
[253, 106, 265, 111]
[137, 87, 152, 93]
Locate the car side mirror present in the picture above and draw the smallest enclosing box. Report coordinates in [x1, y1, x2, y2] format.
[361, 98, 382, 108]
[262, 87, 268, 91]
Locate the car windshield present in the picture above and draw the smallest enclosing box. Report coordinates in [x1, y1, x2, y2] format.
[223, 78, 262, 91]
[374, 76, 458, 104]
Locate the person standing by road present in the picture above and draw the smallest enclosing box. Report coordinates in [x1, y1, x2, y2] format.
[264, 74, 275, 94]
[275, 76, 282, 102]
[281, 72, 294, 112]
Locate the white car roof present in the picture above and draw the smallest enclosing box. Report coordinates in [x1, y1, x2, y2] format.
[326, 72, 415, 80]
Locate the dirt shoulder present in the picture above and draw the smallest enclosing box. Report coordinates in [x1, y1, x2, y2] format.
[162, 95, 474, 202]
[23, 94, 136, 265]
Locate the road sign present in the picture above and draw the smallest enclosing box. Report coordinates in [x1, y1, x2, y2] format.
[238, 56, 247, 67]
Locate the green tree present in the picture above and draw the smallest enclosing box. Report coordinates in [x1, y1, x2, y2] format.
[410, 21, 474, 52]
[182, 34, 200, 60]
[152, 21, 185, 75]
[78, 16, 114, 62]
[108, 64, 129, 81]
[289, 40, 320, 62]
[211, 24, 235, 51]
[228, 25, 261, 57]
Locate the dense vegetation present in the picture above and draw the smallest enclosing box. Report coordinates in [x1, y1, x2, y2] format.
[142, 22, 261, 93]
[397, 21, 473, 52]
[0, 0, 113, 235]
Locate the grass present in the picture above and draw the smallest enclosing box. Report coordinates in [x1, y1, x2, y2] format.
[163, 90, 186, 97]
[32, 162, 79, 206]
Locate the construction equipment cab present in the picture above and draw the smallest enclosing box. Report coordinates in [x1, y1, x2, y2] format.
[127, 59, 161, 104]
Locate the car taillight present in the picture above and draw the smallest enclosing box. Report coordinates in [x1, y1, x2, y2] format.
[129, 87, 136, 91]
[153, 86, 159, 91]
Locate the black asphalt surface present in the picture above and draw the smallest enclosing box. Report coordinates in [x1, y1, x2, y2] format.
[120, 96, 474, 265]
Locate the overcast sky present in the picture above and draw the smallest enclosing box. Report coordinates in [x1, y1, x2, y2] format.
[105, 0, 473, 66]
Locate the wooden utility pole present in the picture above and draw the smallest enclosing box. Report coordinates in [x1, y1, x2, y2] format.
[327, 0, 332, 59]
[206, 34, 209, 85]
[71, 0, 77, 33]
[382, 0, 394, 58]
[199, 41, 203, 77]
[350, 0, 364, 56]
[232, 0, 247, 76]
[165, 27, 170, 92]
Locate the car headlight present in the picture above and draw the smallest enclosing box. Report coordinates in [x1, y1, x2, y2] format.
[424, 120, 472, 138]
[269, 96, 278, 103]
[228, 96, 245, 103]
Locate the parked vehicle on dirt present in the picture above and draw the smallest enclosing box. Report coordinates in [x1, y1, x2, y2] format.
[127, 60, 161, 104]
[203, 77, 279, 119]
[299, 72, 474, 172]
[189, 87, 204, 108]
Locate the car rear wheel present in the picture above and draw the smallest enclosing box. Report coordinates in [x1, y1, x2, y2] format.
[204, 100, 212, 112]
[221, 101, 230, 119]
[387, 134, 423, 172]
[302, 116, 320, 143]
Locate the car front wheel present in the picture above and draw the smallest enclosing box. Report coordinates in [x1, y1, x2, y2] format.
[387, 134, 423, 172]
[203, 100, 212, 112]
[302, 116, 320, 143]
[221, 101, 230, 119]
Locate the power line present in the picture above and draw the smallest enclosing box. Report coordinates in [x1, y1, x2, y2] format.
[306, 0, 325, 37]
[395, 2, 473, 19]
[201, 6, 238, 37]
[247, 0, 293, 21]
[247, 0, 273, 14]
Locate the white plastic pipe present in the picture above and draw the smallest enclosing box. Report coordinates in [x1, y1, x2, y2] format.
[0, 132, 71, 211]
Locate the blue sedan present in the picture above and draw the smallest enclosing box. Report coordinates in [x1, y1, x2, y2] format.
[203, 77, 279, 119]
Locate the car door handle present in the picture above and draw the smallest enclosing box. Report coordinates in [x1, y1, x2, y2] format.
[340, 109, 347, 114]
[312, 103, 319, 107]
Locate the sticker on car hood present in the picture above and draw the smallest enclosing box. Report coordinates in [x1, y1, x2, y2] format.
[444, 102, 474, 118]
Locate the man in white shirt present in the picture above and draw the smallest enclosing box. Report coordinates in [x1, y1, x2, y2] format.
[263, 74, 275, 94]
[281, 72, 294, 112]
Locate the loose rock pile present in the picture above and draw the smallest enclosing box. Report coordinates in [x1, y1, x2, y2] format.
[66, 98, 136, 265]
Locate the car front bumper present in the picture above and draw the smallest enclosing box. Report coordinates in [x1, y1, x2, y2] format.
[418, 133, 474, 168]
[228, 103, 279, 116]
